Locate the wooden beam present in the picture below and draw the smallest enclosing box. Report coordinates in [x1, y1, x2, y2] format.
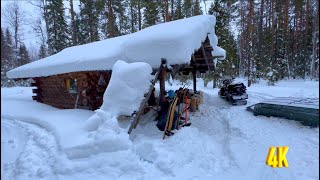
[128, 71, 160, 134]
[201, 44, 210, 71]
[212, 55, 225, 59]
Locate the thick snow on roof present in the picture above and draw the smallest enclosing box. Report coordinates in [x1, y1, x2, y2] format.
[7, 15, 225, 79]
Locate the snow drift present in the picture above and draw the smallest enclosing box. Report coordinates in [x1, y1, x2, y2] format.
[72, 61, 153, 159]
[7, 15, 225, 79]
[84, 60, 153, 131]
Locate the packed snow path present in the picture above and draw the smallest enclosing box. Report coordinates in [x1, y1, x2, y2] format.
[1, 79, 319, 179]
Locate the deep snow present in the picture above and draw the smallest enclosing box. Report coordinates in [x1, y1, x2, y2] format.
[1, 79, 319, 180]
[7, 15, 225, 79]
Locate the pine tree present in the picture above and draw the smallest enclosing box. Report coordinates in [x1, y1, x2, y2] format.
[207, 1, 238, 87]
[129, 0, 138, 33]
[1, 27, 6, 86]
[45, 0, 69, 55]
[1, 28, 5, 66]
[17, 43, 30, 67]
[183, 0, 193, 17]
[173, 0, 183, 20]
[112, 1, 129, 36]
[38, 44, 47, 59]
[193, 0, 203, 16]
[143, 1, 160, 28]
[1, 28, 15, 87]
[104, 0, 120, 38]
[74, 14, 86, 45]
[79, 0, 101, 42]
[69, 0, 77, 46]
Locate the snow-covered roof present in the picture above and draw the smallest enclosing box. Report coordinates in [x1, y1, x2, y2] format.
[7, 15, 226, 79]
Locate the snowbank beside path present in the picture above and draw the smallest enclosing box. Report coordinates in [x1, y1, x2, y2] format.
[2, 60, 154, 160]
[73, 60, 153, 159]
[1, 78, 318, 180]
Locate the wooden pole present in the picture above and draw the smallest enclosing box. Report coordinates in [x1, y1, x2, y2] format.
[159, 68, 166, 101]
[192, 70, 197, 92]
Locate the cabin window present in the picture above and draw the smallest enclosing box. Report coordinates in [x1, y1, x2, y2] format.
[65, 79, 78, 93]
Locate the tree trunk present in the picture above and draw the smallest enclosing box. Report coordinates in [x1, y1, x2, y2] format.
[138, 0, 141, 30]
[304, 0, 310, 78]
[258, 0, 264, 78]
[165, 0, 169, 22]
[311, 0, 319, 79]
[42, 0, 50, 54]
[107, 0, 115, 38]
[284, 0, 290, 78]
[247, 0, 254, 87]
[69, 0, 76, 45]
[130, 0, 135, 33]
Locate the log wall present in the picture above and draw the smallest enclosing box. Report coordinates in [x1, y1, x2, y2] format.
[32, 71, 111, 110]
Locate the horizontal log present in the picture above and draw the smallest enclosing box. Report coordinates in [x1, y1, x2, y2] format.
[42, 99, 76, 107]
[32, 88, 41, 94]
[32, 96, 42, 102]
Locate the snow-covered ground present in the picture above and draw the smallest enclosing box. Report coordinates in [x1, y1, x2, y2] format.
[1, 78, 319, 180]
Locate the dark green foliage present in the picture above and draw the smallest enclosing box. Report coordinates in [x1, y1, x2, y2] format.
[38, 44, 47, 59]
[79, 0, 101, 42]
[45, 0, 69, 55]
[1, 28, 15, 87]
[173, 0, 183, 20]
[143, 1, 160, 28]
[206, 0, 238, 87]
[193, 0, 202, 16]
[17, 43, 30, 67]
[183, 0, 193, 17]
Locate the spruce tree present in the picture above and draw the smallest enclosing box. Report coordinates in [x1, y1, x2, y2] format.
[38, 44, 47, 59]
[193, 0, 203, 16]
[129, 0, 138, 33]
[1, 28, 5, 66]
[79, 0, 100, 42]
[207, 0, 238, 87]
[115, 0, 130, 35]
[1, 27, 6, 86]
[2, 28, 15, 87]
[17, 43, 30, 67]
[183, 0, 193, 17]
[143, 1, 160, 28]
[74, 14, 86, 45]
[45, 0, 69, 55]
[173, 0, 183, 20]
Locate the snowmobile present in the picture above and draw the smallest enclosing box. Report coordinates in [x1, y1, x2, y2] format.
[218, 78, 248, 105]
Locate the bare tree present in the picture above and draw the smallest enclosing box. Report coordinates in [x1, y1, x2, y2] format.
[28, 0, 49, 47]
[27, 43, 39, 61]
[32, 17, 47, 48]
[1, 1, 26, 49]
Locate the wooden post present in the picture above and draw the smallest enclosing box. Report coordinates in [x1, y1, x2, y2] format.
[159, 58, 167, 101]
[159, 69, 166, 100]
[192, 70, 197, 92]
[128, 71, 160, 134]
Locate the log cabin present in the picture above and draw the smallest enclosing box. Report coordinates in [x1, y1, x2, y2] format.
[7, 15, 226, 110]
